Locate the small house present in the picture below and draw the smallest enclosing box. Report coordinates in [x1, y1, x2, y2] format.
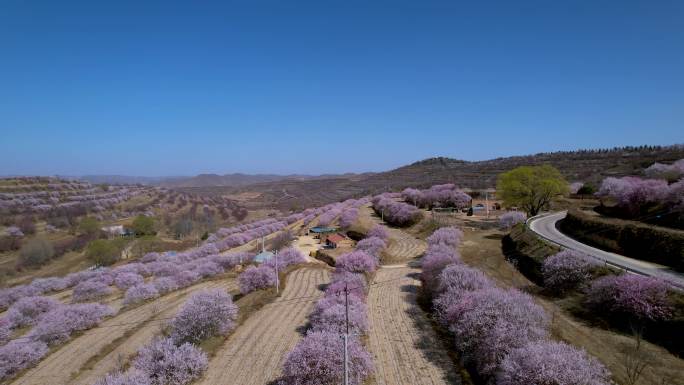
[101, 225, 125, 238]
[326, 233, 354, 249]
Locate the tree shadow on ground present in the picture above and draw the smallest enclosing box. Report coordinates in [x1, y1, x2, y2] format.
[399, 274, 465, 385]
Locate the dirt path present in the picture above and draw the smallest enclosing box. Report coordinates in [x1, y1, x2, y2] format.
[72, 278, 238, 385]
[368, 266, 461, 385]
[358, 205, 426, 263]
[198, 267, 329, 385]
[11, 277, 237, 385]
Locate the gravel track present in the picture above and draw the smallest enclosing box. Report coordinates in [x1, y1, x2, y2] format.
[368, 267, 460, 385]
[11, 277, 237, 385]
[198, 267, 329, 385]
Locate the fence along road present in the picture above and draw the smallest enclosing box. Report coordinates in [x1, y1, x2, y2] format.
[527, 211, 684, 288]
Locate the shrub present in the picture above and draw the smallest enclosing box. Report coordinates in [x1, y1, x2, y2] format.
[0, 285, 41, 311]
[310, 296, 368, 335]
[123, 284, 160, 306]
[194, 261, 224, 278]
[19, 237, 55, 267]
[149, 261, 182, 277]
[131, 215, 155, 236]
[6, 296, 60, 328]
[426, 227, 463, 248]
[114, 272, 144, 290]
[497, 340, 611, 385]
[433, 264, 492, 323]
[271, 230, 295, 250]
[499, 211, 527, 230]
[266, 247, 306, 269]
[72, 279, 113, 303]
[86, 239, 122, 266]
[371, 196, 422, 227]
[213, 252, 251, 268]
[0, 318, 9, 345]
[173, 270, 201, 288]
[93, 370, 151, 385]
[336, 251, 377, 273]
[339, 208, 359, 229]
[402, 184, 472, 209]
[586, 274, 673, 321]
[445, 287, 549, 377]
[170, 289, 238, 345]
[317, 208, 341, 227]
[78, 217, 101, 236]
[597, 176, 669, 215]
[355, 237, 386, 259]
[0, 340, 49, 382]
[153, 277, 179, 294]
[325, 272, 367, 300]
[28, 303, 114, 345]
[281, 331, 373, 385]
[239, 265, 275, 294]
[133, 337, 207, 385]
[542, 250, 596, 294]
[420, 248, 460, 294]
[367, 225, 389, 240]
[29, 277, 68, 293]
[644, 159, 684, 181]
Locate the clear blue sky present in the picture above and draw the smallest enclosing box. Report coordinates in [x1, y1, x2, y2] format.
[1, 0, 682, 176]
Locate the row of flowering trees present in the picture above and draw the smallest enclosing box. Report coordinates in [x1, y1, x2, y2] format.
[401, 184, 472, 209]
[372, 193, 422, 227]
[595, 159, 683, 220]
[541, 249, 675, 322]
[1, 200, 341, 313]
[421, 226, 612, 384]
[498, 211, 527, 230]
[279, 224, 387, 385]
[0, 180, 148, 217]
[238, 248, 307, 294]
[0, 200, 362, 381]
[94, 289, 239, 385]
[0, 299, 114, 381]
[0, 213, 308, 380]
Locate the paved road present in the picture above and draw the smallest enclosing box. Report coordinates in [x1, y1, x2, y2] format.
[528, 211, 684, 288]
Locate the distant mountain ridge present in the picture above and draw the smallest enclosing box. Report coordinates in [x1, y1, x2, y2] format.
[176, 144, 684, 211]
[77, 145, 684, 210]
[77, 172, 365, 187]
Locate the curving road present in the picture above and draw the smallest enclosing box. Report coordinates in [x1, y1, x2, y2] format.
[528, 211, 684, 288]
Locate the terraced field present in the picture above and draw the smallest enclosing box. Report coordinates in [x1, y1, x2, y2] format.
[368, 266, 460, 385]
[11, 277, 238, 385]
[198, 267, 329, 385]
[359, 205, 426, 262]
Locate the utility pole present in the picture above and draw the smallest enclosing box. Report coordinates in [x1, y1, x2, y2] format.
[343, 282, 349, 385]
[485, 190, 490, 218]
[274, 249, 279, 295]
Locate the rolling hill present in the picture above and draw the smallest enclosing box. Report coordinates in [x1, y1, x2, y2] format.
[177, 145, 684, 211]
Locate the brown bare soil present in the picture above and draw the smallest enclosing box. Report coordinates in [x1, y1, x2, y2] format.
[358, 205, 426, 264]
[368, 266, 461, 385]
[197, 267, 329, 385]
[11, 277, 238, 385]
